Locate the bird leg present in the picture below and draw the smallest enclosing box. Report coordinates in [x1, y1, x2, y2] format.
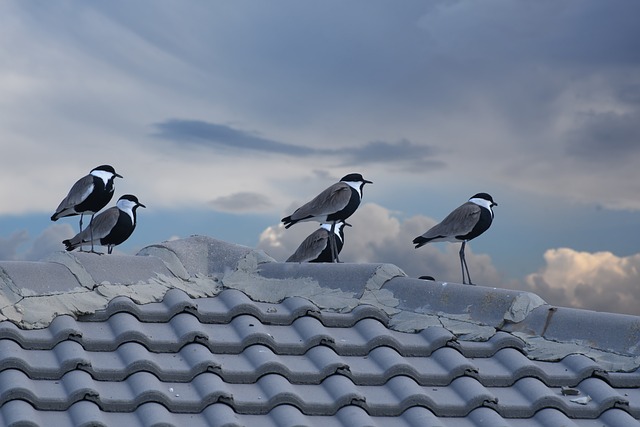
[329, 221, 340, 263]
[459, 241, 474, 285]
[89, 213, 96, 253]
[78, 214, 85, 252]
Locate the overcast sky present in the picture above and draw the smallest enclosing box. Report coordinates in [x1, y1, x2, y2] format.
[1, 1, 640, 315]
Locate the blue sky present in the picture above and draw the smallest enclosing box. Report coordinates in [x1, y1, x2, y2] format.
[1, 1, 640, 314]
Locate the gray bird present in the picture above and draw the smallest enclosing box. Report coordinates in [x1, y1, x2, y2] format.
[51, 164, 122, 252]
[281, 173, 372, 262]
[63, 194, 145, 254]
[286, 222, 351, 263]
[413, 193, 497, 285]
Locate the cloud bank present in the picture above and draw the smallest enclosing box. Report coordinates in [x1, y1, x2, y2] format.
[524, 248, 640, 315]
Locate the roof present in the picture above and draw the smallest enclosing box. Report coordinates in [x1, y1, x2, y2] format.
[0, 235, 639, 426]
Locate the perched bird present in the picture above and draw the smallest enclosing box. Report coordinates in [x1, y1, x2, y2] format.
[63, 194, 145, 254]
[286, 221, 351, 263]
[281, 173, 372, 262]
[413, 193, 497, 285]
[51, 165, 123, 251]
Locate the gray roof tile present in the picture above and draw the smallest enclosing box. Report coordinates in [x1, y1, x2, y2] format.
[0, 236, 639, 426]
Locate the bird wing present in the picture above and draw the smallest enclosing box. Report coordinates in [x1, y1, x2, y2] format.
[78, 207, 119, 241]
[55, 175, 95, 212]
[421, 202, 481, 240]
[286, 229, 328, 262]
[290, 182, 351, 220]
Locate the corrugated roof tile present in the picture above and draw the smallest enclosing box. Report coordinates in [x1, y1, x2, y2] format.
[1, 237, 640, 425]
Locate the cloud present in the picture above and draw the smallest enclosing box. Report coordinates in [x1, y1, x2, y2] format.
[210, 192, 272, 213]
[151, 118, 314, 158]
[341, 139, 446, 171]
[524, 248, 640, 315]
[0, 230, 30, 260]
[0, 223, 74, 261]
[153, 119, 443, 171]
[153, 119, 318, 156]
[565, 110, 640, 162]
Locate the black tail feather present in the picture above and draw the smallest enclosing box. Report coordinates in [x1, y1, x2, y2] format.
[281, 216, 295, 229]
[62, 239, 75, 252]
[412, 236, 432, 249]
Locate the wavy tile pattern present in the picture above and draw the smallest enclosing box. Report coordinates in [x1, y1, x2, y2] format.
[0, 289, 639, 426]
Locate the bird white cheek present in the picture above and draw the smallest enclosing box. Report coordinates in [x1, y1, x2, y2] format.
[91, 170, 116, 185]
[469, 197, 493, 212]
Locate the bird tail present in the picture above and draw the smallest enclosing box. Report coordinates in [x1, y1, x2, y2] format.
[62, 238, 77, 252]
[281, 216, 295, 229]
[62, 235, 87, 252]
[412, 236, 432, 249]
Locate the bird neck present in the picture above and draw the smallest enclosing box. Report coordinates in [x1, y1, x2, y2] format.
[321, 223, 343, 239]
[469, 197, 494, 217]
[91, 170, 115, 186]
[344, 181, 363, 198]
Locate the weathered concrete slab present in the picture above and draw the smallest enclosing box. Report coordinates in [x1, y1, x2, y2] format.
[49, 252, 176, 286]
[257, 262, 406, 297]
[382, 276, 546, 328]
[0, 261, 81, 295]
[504, 305, 640, 358]
[137, 235, 275, 278]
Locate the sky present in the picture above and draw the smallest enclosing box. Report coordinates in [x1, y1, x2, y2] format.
[1, 1, 640, 315]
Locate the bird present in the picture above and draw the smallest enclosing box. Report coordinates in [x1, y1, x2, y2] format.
[286, 221, 351, 263]
[413, 193, 497, 285]
[51, 164, 123, 252]
[281, 173, 372, 262]
[63, 194, 145, 254]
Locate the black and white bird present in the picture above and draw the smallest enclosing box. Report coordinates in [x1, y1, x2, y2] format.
[63, 194, 145, 254]
[51, 165, 123, 251]
[281, 173, 372, 262]
[413, 193, 497, 285]
[286, 221, 351, 263]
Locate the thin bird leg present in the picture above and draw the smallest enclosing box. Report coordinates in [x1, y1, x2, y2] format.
[329, 221, 340, 263]
[89, 213, 97, 253]
[459, 241, 474, 285]
[78, 214, 85, 252]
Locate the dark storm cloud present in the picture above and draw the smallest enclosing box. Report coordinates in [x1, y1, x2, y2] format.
[341, 139, 444, 168]
[210, 192, 272, 213]
[565, 111, 640, 161]
[153, 119, 318, 156]
[153, 119, 443, 170]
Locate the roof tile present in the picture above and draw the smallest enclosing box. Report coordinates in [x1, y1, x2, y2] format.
[0, 236, 639, 426]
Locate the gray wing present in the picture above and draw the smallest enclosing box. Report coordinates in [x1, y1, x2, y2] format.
[286, 229, 329, 262]
[77, 207, 119, 242]
[290, 182, 351, 220]
[55, 174, 94, 212]
[420, 202, 481, 240]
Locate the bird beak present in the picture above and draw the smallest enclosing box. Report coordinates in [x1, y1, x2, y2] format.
[138, 203, 146, 208]
[115, 173, 124, 179]
[344, 222, 353, 227]
[364, 179, 373, 184]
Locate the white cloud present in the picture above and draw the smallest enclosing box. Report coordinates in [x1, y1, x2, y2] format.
[524, 248, 640, 315]
[0, 223, 74, 261]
